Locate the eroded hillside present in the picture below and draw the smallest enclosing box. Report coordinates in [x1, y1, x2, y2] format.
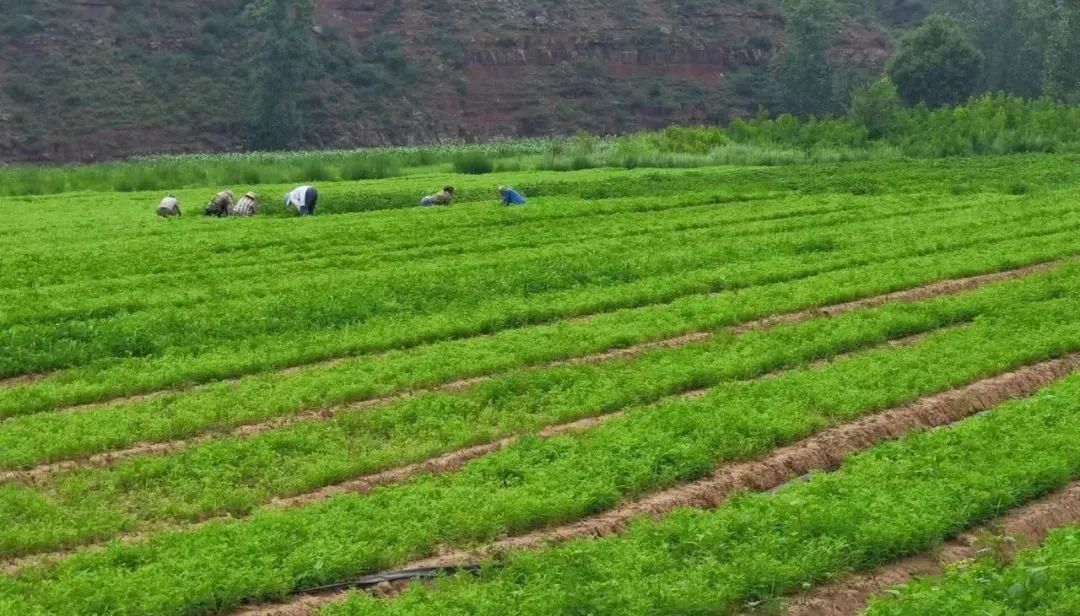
[0, 0, 889, 162]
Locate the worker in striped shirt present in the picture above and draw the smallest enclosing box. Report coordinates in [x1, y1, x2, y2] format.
[231, 192, 259, 217]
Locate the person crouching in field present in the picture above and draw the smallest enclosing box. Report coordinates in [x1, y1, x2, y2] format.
[498, 185, 526, 206]
[421, 186, 454, 206]
[231, 192, 259, 217]
[205, 190, 235, 217]
[285, 185, 319, 216]
[156, 195, 181, 218]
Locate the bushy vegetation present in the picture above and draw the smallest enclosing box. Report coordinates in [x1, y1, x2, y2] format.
[7, 96, 1080, 197]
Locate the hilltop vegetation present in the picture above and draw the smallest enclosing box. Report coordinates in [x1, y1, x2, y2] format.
[4, 0, 1079, 162]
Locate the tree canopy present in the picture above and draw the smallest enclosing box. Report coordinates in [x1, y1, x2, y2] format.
[888, 14, 983, 108]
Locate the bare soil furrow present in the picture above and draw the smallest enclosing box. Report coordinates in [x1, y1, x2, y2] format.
[8, 258, 1061, 417]
[3, 259, 1058, 483]
[782, 482, 1080, 616]
[0, 332, 937, 575]
[0, 373, 46, 390]
[231, 353, 1080, 616]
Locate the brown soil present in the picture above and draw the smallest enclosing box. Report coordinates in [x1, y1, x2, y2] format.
[0, 329, 941, 578]
[782, 482, 1080, 616]
[268, 411, 627, 509]
[231, 353, 1080, 616]
[0, 373, 47, 390]
[0, 331, 950, 576]
[0, 408, 636, 576]
[3, 260, 1059, 484]
[7, 327, 954, 581]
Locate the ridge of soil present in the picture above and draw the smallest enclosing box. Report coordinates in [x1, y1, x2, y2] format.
[781, 481, 1080, 616]
[0, 373, 46, 390]
[0, 332, 934, 575]
[4, 258, 1058, 411]
[230, 353, 1080, 616]
[1, 258, 1059, 483]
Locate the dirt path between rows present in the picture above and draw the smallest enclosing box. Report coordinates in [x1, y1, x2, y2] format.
[7, 259, 1064, 420]
[0, 373, 46, 390]
[3, 259, 1060, 485]
[0, 199, 950, 403]
[0, 333, 932, 576]
[231, 353, 1080, 616]
[781, 481, 1080, 616]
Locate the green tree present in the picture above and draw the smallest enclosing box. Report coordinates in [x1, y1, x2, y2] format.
[772, 0, 837, 116]
[888, 14, 983, 107]
[926, 0, 1051, 97]
[1043, 0, 1080, 102]
[245, 0, 317, 150]
[849, 77, 901, 138]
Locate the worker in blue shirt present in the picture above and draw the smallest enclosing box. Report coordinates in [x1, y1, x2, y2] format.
[498, 185, 527, 206]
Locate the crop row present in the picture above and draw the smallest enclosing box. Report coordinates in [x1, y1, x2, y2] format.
[4, 202, 1078, 417]
[0, 279, 979, 557]
[320, 365, 1080, 616]
[0, 188, 773, 294]
[1, 282, 1078, 614]
[1, 236, 1075, 470]
[0, 192, 937, 329]
[1, 261, 1074, 559]
[6, 193, 1048, 380]
[866, 526, 1080, 615]
[11, 156, 1045, 294]
[4, 150, 1077, 215]
[6, 190, 993, 330]
[0, 194, 993, 410]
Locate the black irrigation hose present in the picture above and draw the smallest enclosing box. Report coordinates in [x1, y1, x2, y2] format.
[296, 565, 485, 596]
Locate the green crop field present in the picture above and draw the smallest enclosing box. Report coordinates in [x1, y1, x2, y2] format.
[1, 150, 1080, 616]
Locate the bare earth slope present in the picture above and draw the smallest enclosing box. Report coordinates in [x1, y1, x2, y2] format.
[0, 0, 888, 162]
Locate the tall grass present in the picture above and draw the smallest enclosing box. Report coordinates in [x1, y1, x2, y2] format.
[6, 94, 1080, 197]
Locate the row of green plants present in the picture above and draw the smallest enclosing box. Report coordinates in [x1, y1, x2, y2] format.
[0, 277, 983, 557]
[4, 153, 1075, 228]
[0, 189, 825, 327]
[5, 204, 891, 376]
[4, 221, 1074, 473]
[324, 360, 1080, 616]
[3, 225, 1075, 473]
[3, 189, 1052, 407]
[0, 202, 1071, 451]
[8, 156, 1080, 321]
[6, 259, 1077, 560]
[867, 526, 1080, 615]
[4, 96, 1080, 198]
[3, 280, 1078, 615]
[9, 156, 1067, 305]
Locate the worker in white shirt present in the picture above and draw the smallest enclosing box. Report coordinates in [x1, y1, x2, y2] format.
[284, 185, 319, 216]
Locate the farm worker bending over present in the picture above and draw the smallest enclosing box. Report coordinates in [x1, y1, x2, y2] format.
[205, 190, 235, 217]
[498, 185, 526, 206]
[156, 195, 181, 218]
[231, 192, 259, 217]
[285, 185, 319, 216]
[421, 186, 454, 206]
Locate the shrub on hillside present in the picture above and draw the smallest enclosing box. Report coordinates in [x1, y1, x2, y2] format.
[453, 152, 494, 174]
[850, 78, 902, 138]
